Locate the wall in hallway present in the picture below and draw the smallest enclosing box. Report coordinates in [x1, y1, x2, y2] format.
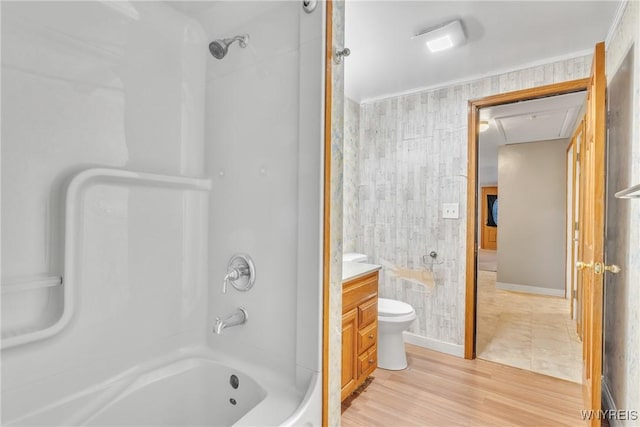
[496, 139, 567, 295]
[346, 54, 591, 353]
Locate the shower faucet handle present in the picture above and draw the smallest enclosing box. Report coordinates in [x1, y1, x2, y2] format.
[222, 254, 256, 294]
[222, 269, 238, 294]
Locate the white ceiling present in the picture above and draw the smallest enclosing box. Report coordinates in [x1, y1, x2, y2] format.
[345, 1, 620, 102]
[478, 91, 586, 184]
[480, 91, 586, 145]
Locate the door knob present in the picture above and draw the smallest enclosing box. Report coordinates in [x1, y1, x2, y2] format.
[593, 262, 622, 275]
[576, 261, 593, 270]
[604, 264, 621, 274]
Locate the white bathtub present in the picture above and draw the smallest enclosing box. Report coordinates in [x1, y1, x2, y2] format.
[5, 356, 261, 426]
[3, 346, 320, 427]
[85, 358, 266, 426]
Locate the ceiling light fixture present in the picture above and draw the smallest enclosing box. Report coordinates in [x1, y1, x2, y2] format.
[414, 20, 466, 53]
[479, 121, 490, 132]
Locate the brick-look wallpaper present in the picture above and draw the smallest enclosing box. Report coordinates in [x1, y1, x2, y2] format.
[343, 97, 360, 254]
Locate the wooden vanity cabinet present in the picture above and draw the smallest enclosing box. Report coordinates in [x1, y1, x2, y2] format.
[341, 271, 378, 401]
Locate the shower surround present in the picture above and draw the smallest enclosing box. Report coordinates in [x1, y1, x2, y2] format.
[1, 1, 324, 425]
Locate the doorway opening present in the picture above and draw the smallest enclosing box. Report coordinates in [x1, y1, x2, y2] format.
[464, 80, 591, 375]
[474, 91, 587, 382]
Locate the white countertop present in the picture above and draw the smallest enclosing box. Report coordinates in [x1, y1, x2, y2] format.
[342, 261, 382, 283]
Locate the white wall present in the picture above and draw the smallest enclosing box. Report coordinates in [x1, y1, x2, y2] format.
[496, 139, 567, 295]
[2, 2, 326, 424]
[198, 0, 324, 394]
[1, 1, 208, 422]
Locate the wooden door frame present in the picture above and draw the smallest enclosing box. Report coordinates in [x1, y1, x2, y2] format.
[564, 140, 577, 308]
[464, 78, 590, 359]
[566, 138, 576, 318]
[566, 118, 585, 325]
[322, 1, 333, 426]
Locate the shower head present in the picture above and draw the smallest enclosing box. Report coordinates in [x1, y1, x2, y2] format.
[209, 34, 249, 59]
[208, 40, 227, 59]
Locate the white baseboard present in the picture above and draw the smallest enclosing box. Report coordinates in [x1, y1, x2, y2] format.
[602, 380, 622, 427]
[403, 331, 464, 358]
[495, 281, 565, 297]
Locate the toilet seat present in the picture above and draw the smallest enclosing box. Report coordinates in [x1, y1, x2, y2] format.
[378, 298, 414, 317]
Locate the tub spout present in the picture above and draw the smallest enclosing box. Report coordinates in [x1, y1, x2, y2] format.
[214, 307, 248, 334]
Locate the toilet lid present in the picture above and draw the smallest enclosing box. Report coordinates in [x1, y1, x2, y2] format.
[378, 298, 414, 316]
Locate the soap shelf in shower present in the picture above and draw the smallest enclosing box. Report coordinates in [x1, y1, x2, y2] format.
[2, 275, 63, 294]
[615, 184, 640, 199]
[1, 168, 212, 350]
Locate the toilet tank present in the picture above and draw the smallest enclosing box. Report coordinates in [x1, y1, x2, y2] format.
[342, 253, 368, 263]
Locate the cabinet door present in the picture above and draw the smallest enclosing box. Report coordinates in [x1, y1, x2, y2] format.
[358, 297, 378, 328]
[341, 308, 358, 400]
[357, 321, 377, 354]
[358, 345, 377, 379]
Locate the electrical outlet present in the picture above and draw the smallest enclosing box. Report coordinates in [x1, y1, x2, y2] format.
[442, 203, 459, 219]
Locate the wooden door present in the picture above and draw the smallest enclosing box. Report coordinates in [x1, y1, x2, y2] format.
[568, 119, 585, 328]
[481, 186, 498, 250]
[575, 119, 585, 338]
[566, 141, 575, 316]
[341, 308, 358, 400]
[577, 42, 606, 426]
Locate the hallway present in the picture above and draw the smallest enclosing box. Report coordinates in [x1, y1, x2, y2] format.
[476, 269, 582, 383]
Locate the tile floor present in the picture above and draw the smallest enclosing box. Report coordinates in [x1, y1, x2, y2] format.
[476, 268, 582, 383]
[478, 248, 497, 271]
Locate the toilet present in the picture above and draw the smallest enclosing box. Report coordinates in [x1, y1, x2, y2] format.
[377, 297, 416, 370]
[343, 253, 416, 371]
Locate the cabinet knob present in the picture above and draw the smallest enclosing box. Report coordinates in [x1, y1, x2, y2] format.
[368, 359, 374, 364]
[368, 334, 374, 339]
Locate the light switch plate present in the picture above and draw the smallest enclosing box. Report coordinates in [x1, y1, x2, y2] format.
[442, 203, 459, 219]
